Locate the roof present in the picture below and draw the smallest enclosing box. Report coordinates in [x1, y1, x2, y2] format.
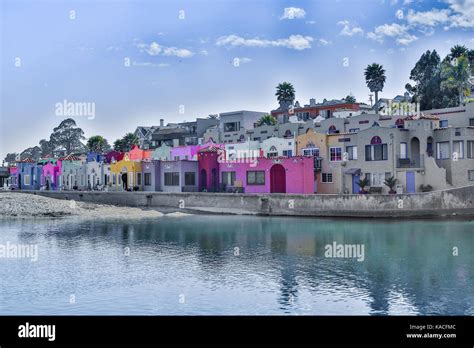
[60, 154, 82, 161]
[17, 158, 36, 163]
[404, 113, 440, 121]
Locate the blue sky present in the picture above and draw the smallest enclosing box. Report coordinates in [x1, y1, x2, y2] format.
[1, 0, 473, 160]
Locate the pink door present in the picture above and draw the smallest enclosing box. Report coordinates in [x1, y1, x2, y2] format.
[270, 164, 286, 193]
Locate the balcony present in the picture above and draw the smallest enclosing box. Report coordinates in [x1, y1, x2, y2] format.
[314, 157, 323, 171]
[397, 154, 424, 168]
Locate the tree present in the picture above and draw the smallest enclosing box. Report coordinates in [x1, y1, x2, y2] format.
[449, 45, 468, 60]
[39, 139, 55, 157]
[344, 95, 356, 103]
[114, 133, 139, 152]
[256, 114, 277, 127]
[357, 178, 370, 194]
[275, 82, 295, 109]
[384, 176, 397, 194]
[87, 135, 111, 153]
[441, 54, 471, 105]
[20, 146, 41, 161]
[49, 118, 85, 155]
[4, 153, 18, 164]
[364, 63, 386, 113]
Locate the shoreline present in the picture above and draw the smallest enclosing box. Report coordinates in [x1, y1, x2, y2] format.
[2, 185, 474, 218]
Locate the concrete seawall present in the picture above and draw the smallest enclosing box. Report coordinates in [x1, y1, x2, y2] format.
[10, 185, 474, 218]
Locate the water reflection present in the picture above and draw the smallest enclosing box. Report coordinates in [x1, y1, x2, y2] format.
[0, 216, 473, 315]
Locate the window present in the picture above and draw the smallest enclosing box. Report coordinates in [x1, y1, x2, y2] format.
[467, 141, 474, 158]
[365, 173, 386, 186]
[470, 118, 474, 127]
[144, 173, 151, 186]
[303, 148, 319, 157]
[164, 172, 179, 186]
[453, 141, 464, 159]
[349, 128, 360, 133]
[283, 150, 293, 157]
[24, 175, 31, 185]
[330, 147, 342, 162]
[328, 125, 337, 134]
[136, 173, 142, 186]
[184, 172, 195, 186]
[247, 171, 265, 185]
[81, 175, 84, 186]
[400, 143, 407, 159]
[222, 171, 236, 186]
[346, 146, 358, 160]
[224, 122, 240, 132]
[440, 120, 448, 128]
[267, 146, 278, 158]
[174, 156, 179, 161]
[365, 144, 388, 161]
[436, 142, 450, 159]
[322, 173, 333, 183]
[469, 170, 474, 181]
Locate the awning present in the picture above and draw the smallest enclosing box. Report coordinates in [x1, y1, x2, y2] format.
[345, 168, 361, 175]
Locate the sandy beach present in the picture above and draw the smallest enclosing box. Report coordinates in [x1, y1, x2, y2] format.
[0, 192, 190, 219]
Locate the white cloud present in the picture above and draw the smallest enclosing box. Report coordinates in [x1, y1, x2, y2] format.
[338, 20, 364, 36]
[445, 0, 474, 28]
[406, 9, 451, 26]
[280, 7, 306, 20]
[216, 34, 313, 50]
[137, 42, 194, 58]
[367, 23, 417, 45]
[234, 57, 252, 64]
[318, 38, 332, 46]
[306, 20, 316, 25]
[200, 50, 209, 56]
[106, 46, 122, 51]
[396, 9, 404, 20]
[132, 61, 169, 68]
[403, 0, 413, 4]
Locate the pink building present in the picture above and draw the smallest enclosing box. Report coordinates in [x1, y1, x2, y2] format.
[171, 141, 224, 161]
[198, 146, 314, 194]
[128, 145, 151, 161]
[40, 159, 62, 190]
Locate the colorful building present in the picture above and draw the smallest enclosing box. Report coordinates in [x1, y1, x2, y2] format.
[40, 159, 62, 190]
[110, 153, 143, 191]
[61, 154, 84, 190]
[160, 160, 199, 193]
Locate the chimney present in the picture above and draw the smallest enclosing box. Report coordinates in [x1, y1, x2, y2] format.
[160, 119, 164, 127]
[309, 98, 316, 106]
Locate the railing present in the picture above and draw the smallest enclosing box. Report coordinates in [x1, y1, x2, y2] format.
[396, 154, 424, 168]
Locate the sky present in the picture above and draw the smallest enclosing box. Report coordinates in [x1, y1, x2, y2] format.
[1, 0, 473, 160]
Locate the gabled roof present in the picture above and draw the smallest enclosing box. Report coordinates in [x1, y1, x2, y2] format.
[60, 154, 82, 161]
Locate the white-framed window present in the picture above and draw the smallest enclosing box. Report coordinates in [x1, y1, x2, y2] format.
[346, 146, 358, 160]
[453, 141, 464, 159]
[400, 143, 407, 159]
[329, 147, 342, 162]
[303, 148, 319, 157]
[322, 173, 333, 183]
[436, 142, 450, 159]
[136, 172, 142, 186]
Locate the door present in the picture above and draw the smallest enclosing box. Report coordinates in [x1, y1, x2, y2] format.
[200, 169, 207, 191]
[406, 171, 415, 193]
[352, 174, 360, 194]
[270, 164, 286, 193]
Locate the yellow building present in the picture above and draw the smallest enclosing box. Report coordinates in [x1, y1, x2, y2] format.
[109, 153, 143, 191]
[296, 129, 347, 194]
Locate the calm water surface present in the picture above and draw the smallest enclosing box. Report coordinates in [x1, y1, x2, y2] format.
[0, 215, 473, 315]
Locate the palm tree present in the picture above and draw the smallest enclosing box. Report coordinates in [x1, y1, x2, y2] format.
[256, 114, 277, 127]
[449, 45, 468, 60]
[114, 133, 139, 152]
[441, 55, 470, 105]
[384, 176, 397, 194]
[357, 177, 370, 194]
[275, 82, 295, 109]
[364, 63, 386, 113]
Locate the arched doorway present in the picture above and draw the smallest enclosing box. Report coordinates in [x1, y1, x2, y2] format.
[270, 164, 286, 193]
[200, 169, 207, 191]
[426, 136, 434, 157]
[121, 173, 128, 190]
[410, 137, 420, 161]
